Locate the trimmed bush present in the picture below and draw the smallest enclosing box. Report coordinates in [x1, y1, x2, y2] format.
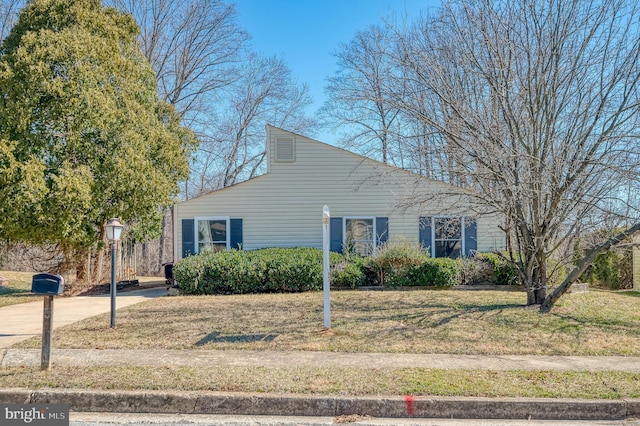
[474, 253, 520, 286]
[174, 247, 350, 295]
[405, 257, 460, 287]
[330, 256, 367, 289]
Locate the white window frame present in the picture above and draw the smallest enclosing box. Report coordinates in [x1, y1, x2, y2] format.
[343, 216, 377, 256]
[431, 216, 466, 259]
[194, 216, 230, 253]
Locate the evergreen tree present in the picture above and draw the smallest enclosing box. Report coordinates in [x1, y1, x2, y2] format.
[0, 0, 196, 273]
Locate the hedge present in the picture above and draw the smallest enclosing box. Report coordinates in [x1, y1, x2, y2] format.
[173, 246, 520, 295]
[174, 248, 348, 295]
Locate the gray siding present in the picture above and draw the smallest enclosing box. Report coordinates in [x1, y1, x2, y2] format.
[174, 126, 505, 260]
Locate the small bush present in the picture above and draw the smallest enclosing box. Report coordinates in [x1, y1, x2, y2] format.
[330, 256, 367, 289]
[368, 238, 430, 287]
[590, 249, 631, 290]
[405, 257, 460, 287]
[574, 230, 634, 290]
[474, 253, 520, 286]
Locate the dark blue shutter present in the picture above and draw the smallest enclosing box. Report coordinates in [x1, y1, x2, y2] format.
[419, 216, 432, 253]
[330, 217, 343, 253]
[464, 217, 477, 256]
[376, 217, 388, 246]
[182, 219, 195, 258]
[230, 218, 243, 250]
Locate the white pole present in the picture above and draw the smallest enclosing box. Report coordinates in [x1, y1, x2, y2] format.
[322, 205, 331, 329]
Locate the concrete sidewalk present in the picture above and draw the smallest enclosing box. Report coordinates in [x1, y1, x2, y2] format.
[2, 348, 640, 372]
[0, 287, 167, 348]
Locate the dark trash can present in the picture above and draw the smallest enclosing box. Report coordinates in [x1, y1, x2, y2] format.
[164, 263, 175, 286]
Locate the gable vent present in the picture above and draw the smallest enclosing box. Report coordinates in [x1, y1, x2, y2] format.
[275, 136, 295, 162]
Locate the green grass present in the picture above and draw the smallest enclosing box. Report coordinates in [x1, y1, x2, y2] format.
[1, 366, 638, 399]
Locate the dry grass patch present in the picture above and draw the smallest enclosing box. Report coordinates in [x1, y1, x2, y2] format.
[15, 289, 640, 356]
[0, 271, 42, 307]
[0, 365, 638, 399]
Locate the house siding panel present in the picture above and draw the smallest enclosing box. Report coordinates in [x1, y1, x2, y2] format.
[173, 127, 506, 261]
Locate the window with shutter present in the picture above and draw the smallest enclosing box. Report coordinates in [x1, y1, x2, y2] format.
[419, 216, 477, 258]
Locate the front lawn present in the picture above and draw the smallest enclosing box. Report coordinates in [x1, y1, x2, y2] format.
[14, 289, 640, 356]
[5, 288, 640, 399]
[0, 270, 41, 307]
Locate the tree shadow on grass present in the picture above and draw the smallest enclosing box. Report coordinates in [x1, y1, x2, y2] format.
[428, 303, 526, 327]
[359, 302, 525, 328]
[195, 332, 277, 346]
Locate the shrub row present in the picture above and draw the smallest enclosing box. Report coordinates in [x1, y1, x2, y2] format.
[174, 243, 521, 295]
[173, 248, 346, 295]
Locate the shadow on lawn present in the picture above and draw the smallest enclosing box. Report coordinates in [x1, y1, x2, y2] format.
[429, 303, 526, 327]
[347, 300, 526, 328]
[0, 287, 31, 296]
[195, 332, 277, 346]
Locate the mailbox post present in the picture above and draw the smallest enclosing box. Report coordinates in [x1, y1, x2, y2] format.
[31, 273, 65, 370]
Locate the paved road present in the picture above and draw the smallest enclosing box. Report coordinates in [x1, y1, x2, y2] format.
[69, 412, 640, 426]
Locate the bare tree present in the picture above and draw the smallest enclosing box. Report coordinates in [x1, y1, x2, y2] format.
[112, 0, 315, 192]
[189, 53, 315, 195]
[320, 25, 402, 164]
[394, 0, 640, 307]
[109, 0, 247, 119]
[109, 0, 249, 268]
[0, 0, 23, 41]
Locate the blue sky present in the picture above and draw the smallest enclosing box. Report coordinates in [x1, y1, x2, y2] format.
[233, 0, 440, 144]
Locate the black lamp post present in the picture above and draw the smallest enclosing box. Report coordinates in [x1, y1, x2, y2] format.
[105, 218, 124, 328]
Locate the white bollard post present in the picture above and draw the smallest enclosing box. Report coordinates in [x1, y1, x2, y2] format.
[322, 205, 331, 329]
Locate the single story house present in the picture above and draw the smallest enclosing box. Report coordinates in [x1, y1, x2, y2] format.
[173, 126, 506, 260]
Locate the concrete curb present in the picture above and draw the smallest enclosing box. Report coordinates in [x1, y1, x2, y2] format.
[1, 389, 639, 421]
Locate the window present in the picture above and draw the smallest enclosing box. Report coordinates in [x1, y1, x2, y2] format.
[344, 217, 375, 256]
[419, 216, 477, 258]
[434, 217, 462, 258]
[330, 216, 388, 254]
[195, 217, 229, 253]
[182, 218, 242, 258]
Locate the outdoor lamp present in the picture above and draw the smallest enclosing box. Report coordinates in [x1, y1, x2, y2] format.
[105, 218, 124, 242]
[105, 218, 124, 328]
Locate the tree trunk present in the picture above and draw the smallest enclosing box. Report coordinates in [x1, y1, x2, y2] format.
[527, 286, 547, 305]
[95, 224, 106, 284]
[526, 251, 548, 305]
[157, 212, 166, 274]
